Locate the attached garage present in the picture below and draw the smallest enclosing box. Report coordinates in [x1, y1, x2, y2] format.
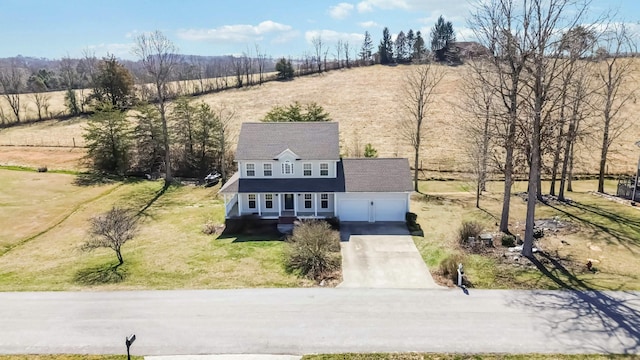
[338, 199, 370, 222]
[337, 193, 409, 222]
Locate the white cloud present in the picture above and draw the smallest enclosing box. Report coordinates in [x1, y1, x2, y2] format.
[358, 21, 380, 28]
[357, 0, 470, 13]
[305, 30, 365, 44]
[177, 20, 294, 43]
[329, 3, 355, 19]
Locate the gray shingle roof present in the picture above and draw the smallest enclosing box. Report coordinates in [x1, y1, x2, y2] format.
[235, 122, 340, 160]
[342, 158, 413, 192]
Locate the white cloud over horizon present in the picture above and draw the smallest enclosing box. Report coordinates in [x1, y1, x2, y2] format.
[329, 3, 355, 19]
[358, 21, 380, 28]
[305, 29, 365, 44]
[177, 21, 294, 43]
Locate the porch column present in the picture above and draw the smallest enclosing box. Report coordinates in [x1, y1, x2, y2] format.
[294, 193, 298, 216]
[278, 193, 282, 216]
[314, 193, 318, 217]
[238, 193, 243, 215]
[257, 193, 262, 216]
[223, 194, 227, 217]
[333, 193, 338, 217]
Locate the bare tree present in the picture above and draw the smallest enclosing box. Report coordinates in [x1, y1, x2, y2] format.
[401, 64, 445, 191]
[335, 40, 344, 69]
[469, 0, 530, 234]
[312, 36, 325, 73]
[30, 92, 50, 121]
[461, 64, 497, 208]
[595, 23, 636, 193]
[83, 207, 139, 268]
[215, 105, 236, 184]
[133, 30, 179, 184]
[255, 44, 268, 85]
[0, 60, 26, 123]
[343, 41, 352, 68]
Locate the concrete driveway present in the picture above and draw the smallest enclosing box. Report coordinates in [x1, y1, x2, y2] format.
[339, 222, 443, 289]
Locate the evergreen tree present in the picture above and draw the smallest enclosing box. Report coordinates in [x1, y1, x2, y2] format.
[360, 31, 374, 63]
[364, 143, 378, 158]
[84, 103, 131, 175]
[90, 54, 135, 110]
[378, 27, 394, 64]
[431, 15, 456, 62]
[132, 103, 164, 175]
[406, 29, 416, 60]
[395, 31, 408, 63]
[413, 31, 427, 62]
[275, 57, 294, 80]
[262, 102, 331, 122]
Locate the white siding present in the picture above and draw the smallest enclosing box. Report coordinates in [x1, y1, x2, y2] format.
[237, 159, 338, 179]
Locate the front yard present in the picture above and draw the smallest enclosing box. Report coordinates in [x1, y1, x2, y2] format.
[412, 179, 640, 290]
[0, 169, 311, 291]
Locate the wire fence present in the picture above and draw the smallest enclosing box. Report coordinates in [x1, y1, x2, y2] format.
[0, 135, 85, 148]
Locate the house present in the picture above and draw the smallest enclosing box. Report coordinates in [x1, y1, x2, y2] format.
[219, 122, 413, 223]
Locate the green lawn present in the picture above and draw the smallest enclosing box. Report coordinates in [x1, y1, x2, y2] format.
[0, 169, 309, 290]
[412, 179, 640, 290]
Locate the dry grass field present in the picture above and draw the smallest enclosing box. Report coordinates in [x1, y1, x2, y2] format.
[2, 63, 640, 177]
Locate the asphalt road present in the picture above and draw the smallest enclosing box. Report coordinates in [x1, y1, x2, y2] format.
[0, 289, 638, 356]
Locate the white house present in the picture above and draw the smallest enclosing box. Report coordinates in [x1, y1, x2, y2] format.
[219, 122, 413, 223]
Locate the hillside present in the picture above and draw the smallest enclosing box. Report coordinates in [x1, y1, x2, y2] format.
[1, 64, 640, 176]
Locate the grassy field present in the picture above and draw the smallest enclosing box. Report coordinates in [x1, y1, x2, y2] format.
[2, 63, 640, 176]
[413, 179, 640, 290]
[0, 169, 310, 291]
[302, 354, 638, 360]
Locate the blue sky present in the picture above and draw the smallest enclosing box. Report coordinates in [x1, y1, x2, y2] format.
[0, 0, 637, 60]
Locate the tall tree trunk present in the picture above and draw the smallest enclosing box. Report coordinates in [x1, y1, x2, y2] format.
[558, 120, 576, 202]
[567, 141, 575, 192]
[549, 125, 565, 196]
[523, 108, 542, 258]
[500, 145, 514, 233]
[598, 124, 609, 193]
[158, 84, 172, 184]
[413, 139, 420, 192]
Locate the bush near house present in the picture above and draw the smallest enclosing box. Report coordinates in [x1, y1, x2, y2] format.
[458, 220, 483, 246]
[405, 212, 423, 236]
[285, 220, 341, 281]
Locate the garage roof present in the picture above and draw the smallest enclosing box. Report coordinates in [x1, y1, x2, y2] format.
[342, 158, 413, 192]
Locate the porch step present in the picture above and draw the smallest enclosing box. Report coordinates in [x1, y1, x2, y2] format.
[277, 224, 294, 235]
[278, 216, 297, 224]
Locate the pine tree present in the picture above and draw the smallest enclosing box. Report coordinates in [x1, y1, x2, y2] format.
[431, 15, 456, 62]
[413, 31, 426, 62]
[406, 29, 416, 61]
[395, 31, 407, 63]
[84, 103, 131, 175]
[360, 31, 373, 63]
[378, 27, 394, 64]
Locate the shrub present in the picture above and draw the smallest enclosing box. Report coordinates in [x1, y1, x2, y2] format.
[202, 219, 217, 235]
[285, 220, 341, 281]
[37, 166, 48, 173]
[405, 212, 418, 224]
[439, 253, 465, 284]
[458, 220, 483, 246]
[501, 234, 516, 247]
[405, 212, 423, 235]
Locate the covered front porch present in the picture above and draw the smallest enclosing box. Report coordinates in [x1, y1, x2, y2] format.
[223, 192, 336, 219]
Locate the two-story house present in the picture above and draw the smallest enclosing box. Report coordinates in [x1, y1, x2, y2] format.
[219, 122, 413, 223]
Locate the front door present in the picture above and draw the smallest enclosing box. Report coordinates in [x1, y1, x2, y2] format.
[284, 194, 294, 210]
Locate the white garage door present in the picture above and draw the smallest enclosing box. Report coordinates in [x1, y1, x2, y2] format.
[339, 199, 369, 222]
[374, 199, 407, 221]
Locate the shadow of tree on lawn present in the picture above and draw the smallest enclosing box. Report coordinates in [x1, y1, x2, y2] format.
[74, 263, 128, 285]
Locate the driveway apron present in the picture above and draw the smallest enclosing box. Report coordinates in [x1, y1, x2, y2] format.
[339, 233, 444, 289]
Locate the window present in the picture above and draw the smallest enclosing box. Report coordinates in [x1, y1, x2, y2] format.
[265, 194, 273, 209]
[282, 160, 293, 175]
[304, 194, 312, 209]
[246, 163, 255, 177]
[248, 194, 256, 209]
[320, 163, 329, 176]
[321, 193, 329, 209]
[303, 163, 312, 176]
[263, 163, 272, 176]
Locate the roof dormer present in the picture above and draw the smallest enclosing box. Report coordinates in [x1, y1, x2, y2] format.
[274, 148, 300, 161]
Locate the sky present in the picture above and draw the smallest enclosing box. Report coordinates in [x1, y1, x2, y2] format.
[0, 0, 638, 60]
